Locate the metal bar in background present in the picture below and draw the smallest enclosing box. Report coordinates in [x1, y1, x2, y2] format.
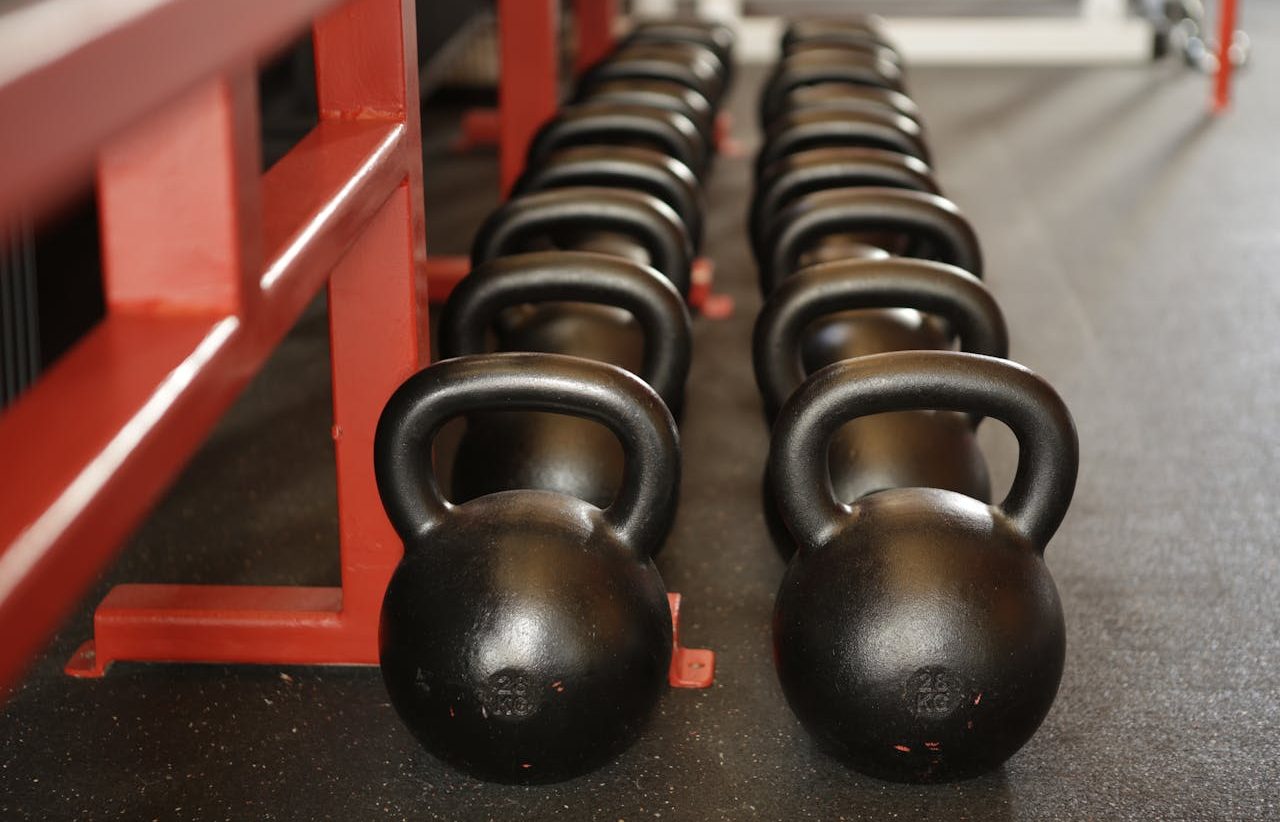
[0, 218, 40, 409]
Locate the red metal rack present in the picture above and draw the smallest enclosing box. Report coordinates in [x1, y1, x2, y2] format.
[1212, 0, 1239, 111]
[0, 0, 712, 694]
[423, 0, 562, 299]
[0, 0, 428, 692]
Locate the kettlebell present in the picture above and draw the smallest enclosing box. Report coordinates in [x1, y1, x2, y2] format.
[775, 82, 921, 125]
[760, 187, 983, 296]
[574, 79, 715, 148]
[750, 147, 939, 263]
[588, 42, 727, 107]
[471, 187, 693, 298]
[626, 20, 736, 80]
[783, 18, 895, 54]
[376, 352, 679, 784]
[526, 102, 709, 179]
[755, 109, 931, 178]
[439, 251, 691, 517]
[753, 258, 1008, 555]
[786, 40, 903, 68]
[514, 146, 705, 251]
[770, 350, 1078, 783]
[760, 50, 904, 129]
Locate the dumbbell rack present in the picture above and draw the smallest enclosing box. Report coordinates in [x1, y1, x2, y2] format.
[0, 0, 711, 693]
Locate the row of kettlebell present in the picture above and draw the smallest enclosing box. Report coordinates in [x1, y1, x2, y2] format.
[752, 17, 1081, 783]
[373, 19, 736, 785]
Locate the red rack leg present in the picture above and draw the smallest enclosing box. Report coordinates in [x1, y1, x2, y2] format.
[424, 255, 471, 302]
[575, 0, 617, 75]
[1212, 0, 1238, 112]
[667, 593, 714, 688]
[452, 108, 501, 151]
[63, 0, 428, 679]
[497, 0, 559, 196]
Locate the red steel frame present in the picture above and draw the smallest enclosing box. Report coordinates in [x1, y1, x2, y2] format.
[0, 0, 712, 693]
[0, 0, 428, 691]
[575, 0, 618, 74]
[424, 0, 562, 300]
[1212, 0, 1239, 111]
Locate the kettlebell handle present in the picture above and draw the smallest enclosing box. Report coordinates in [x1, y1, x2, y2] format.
[526, 105, 709, 179]
[750, 147, 939, 263]
[438, 251, 692, 407]
[513, 146, 705, 251]
[760, 55, 904, 128]
[754, 110, 932, 177]
[753, 258, 1009, 419]
[770, 351, 1078, 552]
[374, 353, 679, 555]
[471, 187, 693, 298]
[762, 188, 983, 295]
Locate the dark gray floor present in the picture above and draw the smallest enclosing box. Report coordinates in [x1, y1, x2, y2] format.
[4, 16, 1280, 821]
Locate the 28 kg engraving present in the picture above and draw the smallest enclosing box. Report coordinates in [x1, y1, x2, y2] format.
[482, 670, 539, 719]
[905, 667, 967, 719]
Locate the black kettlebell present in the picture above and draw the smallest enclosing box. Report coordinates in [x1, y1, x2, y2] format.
[755, 109, 931, 179]
[471, 187, 693, 298]
[626, 20, 736, 81]
[760, 50, 904, 129]
[783, 18, 895, 54]
[376, 352, 679, 784]
[439, 251, 690, 516]
[753, 258, 1008, 554]
[750, 148, 939, 263]
[786, 40, 903, 68]
[574, 79, 715, 148]
[514, 146, 705, 251]
[776, 82, 921, 124]
[589, 42, 727, 107]
[770, 350, 1078, 783]
[526, 102, 710, 181]
[760, 187, 983, 296]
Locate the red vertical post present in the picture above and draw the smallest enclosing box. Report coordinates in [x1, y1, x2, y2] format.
[313, 0, 430, 638]
[1212, 0, 1238, 112]
[98, 70, 263, 315]
[575, 0, 617, 75]
[497, 0, 560, 196]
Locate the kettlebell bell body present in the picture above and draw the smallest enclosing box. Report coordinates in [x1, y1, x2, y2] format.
[769, 350, 1078, 782]
[376, 353, 680, 783]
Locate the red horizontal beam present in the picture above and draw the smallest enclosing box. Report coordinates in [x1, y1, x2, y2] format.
[0, 118, 407, 693]
[0, 0, 345, 223]
[64, 585, 360, 677]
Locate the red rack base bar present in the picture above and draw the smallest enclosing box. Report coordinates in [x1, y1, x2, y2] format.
[66, 590, 715, 689]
